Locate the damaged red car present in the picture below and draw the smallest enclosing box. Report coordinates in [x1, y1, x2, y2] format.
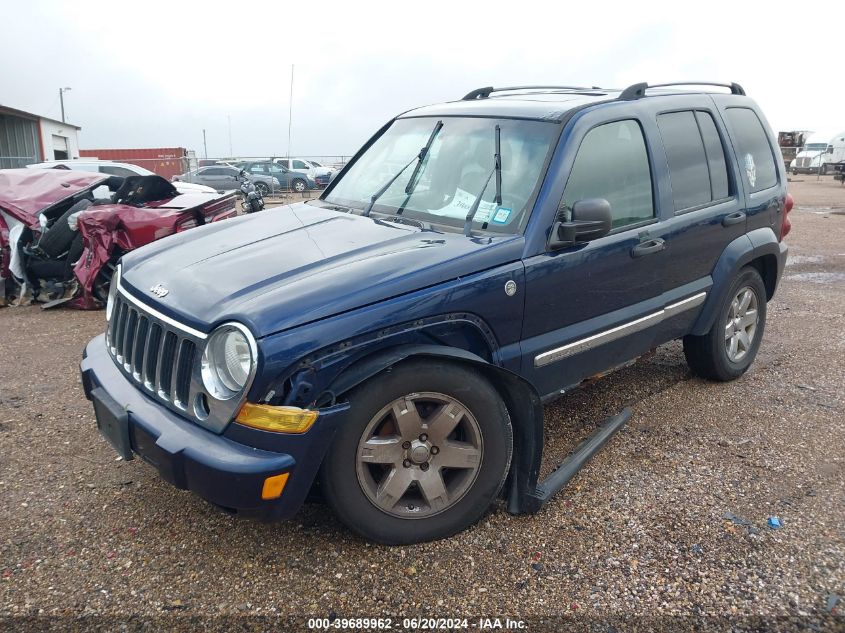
[0, 169, 237, 308]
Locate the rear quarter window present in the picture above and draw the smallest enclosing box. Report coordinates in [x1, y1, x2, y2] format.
[725, 107, 778, 193]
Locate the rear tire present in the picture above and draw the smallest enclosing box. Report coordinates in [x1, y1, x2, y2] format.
[683, 267, 767, 382]
[320, 359, 512, 544]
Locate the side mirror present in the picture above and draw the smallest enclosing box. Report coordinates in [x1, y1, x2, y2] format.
[550, 198, 613, 249]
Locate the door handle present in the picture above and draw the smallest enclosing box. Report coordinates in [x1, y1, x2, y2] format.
[631, 238, 665, 258]
[722, 211, 746, 227]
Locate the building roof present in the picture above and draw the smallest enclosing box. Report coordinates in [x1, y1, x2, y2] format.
[0, 103, 82, 130]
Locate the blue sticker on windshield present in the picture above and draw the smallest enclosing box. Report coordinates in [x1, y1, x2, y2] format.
[492, 207, 511, 224]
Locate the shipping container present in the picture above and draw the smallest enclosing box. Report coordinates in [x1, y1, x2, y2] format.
[78, 147, 189, 180]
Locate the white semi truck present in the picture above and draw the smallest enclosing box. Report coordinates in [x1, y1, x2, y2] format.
[790, 130, 845, 175]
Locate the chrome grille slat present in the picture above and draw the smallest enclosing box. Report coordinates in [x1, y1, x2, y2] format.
[143, 323, 162, 390]
[122, 309, 137, 369]
[132, 317, 149, 380]
[158, 331, 177, 401]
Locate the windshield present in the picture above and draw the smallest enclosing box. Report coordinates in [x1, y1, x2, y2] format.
[325, 117, 558, 233]
[804, 143, 828, 151]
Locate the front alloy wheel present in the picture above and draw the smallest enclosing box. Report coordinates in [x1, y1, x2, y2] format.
[321, 360, 512, 544]
[356, 392, 483, 518]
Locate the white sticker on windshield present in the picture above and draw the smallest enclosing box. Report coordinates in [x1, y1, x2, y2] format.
[426, 188, 498, 222]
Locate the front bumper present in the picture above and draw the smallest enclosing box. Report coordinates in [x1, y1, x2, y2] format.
[80, 334, 348, 521]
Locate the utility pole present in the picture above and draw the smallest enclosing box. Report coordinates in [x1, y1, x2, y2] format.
[227, 115, 233, 158]
[287, 64, 294, 157]
[202, 129, 208, 159]
[59, 87, 71, 123]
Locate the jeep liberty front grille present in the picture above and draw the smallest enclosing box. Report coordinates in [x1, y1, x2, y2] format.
[107, 291, 198, 411]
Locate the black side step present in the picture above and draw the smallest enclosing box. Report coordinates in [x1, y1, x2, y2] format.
[526, 408, 631, 511]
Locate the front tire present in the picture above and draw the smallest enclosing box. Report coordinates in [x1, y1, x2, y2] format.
[292, 178, 307, 193]
[254, 182, 270, 196]
[821, 164, 829, 176]
[320, 359, 512, 544]
[683, 266, 767, 381]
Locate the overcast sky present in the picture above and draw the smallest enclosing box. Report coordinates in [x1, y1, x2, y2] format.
[3, 0, 844, 159]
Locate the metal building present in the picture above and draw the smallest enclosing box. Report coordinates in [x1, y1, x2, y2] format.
[0, 104, 81, 168]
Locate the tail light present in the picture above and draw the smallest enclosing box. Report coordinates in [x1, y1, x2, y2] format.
[780, 193, 794, 241]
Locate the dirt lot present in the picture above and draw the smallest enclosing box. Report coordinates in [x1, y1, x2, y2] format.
[1, 178, 843, 631]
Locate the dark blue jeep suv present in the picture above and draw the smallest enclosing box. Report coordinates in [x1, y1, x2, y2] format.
[81, 82, 792, 544]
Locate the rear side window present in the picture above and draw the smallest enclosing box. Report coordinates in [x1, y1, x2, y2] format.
[657, 111, 730, 212]
[561, 120, 654, 229]
[725, 107, 778, 192]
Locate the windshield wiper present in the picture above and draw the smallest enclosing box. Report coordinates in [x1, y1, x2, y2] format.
[362, 120, 443, 218]
[463, 124, 502, 236]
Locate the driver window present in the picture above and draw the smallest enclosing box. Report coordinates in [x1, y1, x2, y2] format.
[560, 120, 654, 229]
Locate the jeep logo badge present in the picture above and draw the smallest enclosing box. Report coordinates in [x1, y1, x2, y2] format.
[150, 284, 169, 298]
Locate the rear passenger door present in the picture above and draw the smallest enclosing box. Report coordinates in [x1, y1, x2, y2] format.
[652, 105, 747, 341]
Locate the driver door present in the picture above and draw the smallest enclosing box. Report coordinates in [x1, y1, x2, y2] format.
[520, 117, 670, 397]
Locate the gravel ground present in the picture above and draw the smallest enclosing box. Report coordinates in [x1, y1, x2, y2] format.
[1, 179, 843, 631]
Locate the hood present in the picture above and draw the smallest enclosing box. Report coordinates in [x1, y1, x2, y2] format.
[120, 203, 524, 337]
[0, 168, 107, 227]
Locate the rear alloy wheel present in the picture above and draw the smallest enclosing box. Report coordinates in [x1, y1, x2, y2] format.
[321, 360, 512, 544]
[683, 266, 767, 381]
[292, 179, 307, 193]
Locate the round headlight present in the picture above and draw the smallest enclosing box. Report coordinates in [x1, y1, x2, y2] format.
[201, 324, 255, 400]
[106, 265, 121, 321]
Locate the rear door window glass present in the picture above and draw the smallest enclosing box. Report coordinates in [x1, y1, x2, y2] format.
[657, 111, 711, 211]
[561, 119, 654, 229]
[696, 112, 730, 200]
[657, 110, 731, 211]
[725, 107, 778, 192]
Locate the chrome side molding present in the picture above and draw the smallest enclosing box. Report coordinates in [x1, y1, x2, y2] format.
[534, 292, 706, 368]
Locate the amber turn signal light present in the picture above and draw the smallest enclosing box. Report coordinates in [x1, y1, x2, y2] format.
[261, 473, 290, 500]
[236, 403, 319, 434]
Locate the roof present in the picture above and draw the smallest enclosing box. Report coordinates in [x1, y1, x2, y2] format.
[0, 104, 82, 130]
[399, 82, 747, 123]
[400, 91, 616, 123]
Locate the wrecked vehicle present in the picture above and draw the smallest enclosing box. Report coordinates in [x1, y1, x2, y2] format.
[0, 169, 237, 308]
[81, 82, 791, 544]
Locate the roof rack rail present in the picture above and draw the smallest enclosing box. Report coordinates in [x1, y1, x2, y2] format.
[462, 85, 605, 100]
[619, 81, 746, 100]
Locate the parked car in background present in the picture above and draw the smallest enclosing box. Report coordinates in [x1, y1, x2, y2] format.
[27, 160, 217, 196]
[173, 165, 280, 194]
[0, 169, 236, 308]
[275, 158, 333, 187]
[237, 161, 316, 193]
